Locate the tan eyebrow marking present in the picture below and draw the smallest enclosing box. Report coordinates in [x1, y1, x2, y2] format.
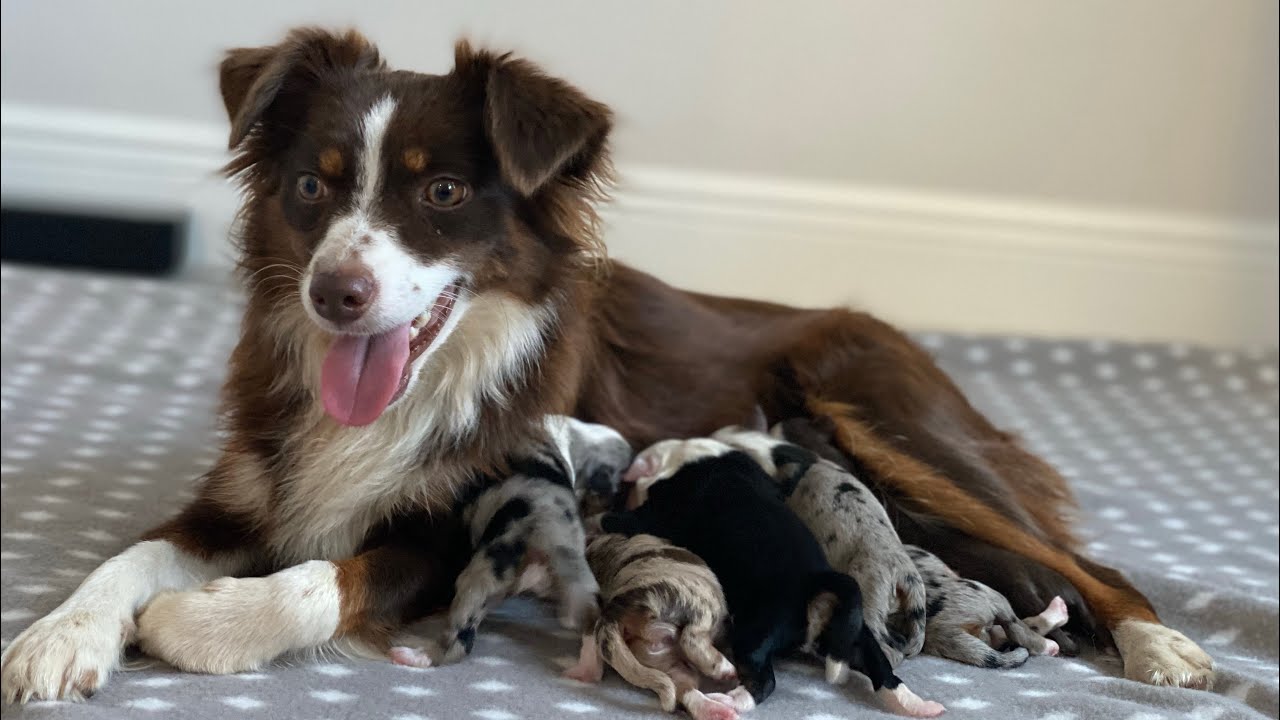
[403, 147, 429, 173]
[318, 148, 344, 177]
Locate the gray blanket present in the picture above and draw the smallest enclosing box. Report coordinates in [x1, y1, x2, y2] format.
[1, 263, 1276, 719]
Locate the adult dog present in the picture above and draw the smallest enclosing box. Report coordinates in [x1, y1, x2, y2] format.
[0, 27, 1212, 703]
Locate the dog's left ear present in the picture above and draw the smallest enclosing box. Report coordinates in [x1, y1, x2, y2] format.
[454, 40, 612, 196]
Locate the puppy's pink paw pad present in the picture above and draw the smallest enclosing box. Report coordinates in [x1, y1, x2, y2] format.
[690, 701, 738, 720]
[908, 700, 947, 718]
[562, 665, 601, 684]
[1042, 639, 1060, 657]
[388, 646, 433, 668]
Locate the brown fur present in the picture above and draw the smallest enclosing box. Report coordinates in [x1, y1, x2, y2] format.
[151, 27, 1159, 663]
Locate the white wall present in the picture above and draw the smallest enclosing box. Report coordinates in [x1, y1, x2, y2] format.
[2, 0, 1277, 346]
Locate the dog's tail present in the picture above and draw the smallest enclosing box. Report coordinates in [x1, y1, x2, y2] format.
[598, 622, 679, 712]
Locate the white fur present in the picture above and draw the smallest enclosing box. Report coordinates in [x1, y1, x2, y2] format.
[355, 96, 396, 214]
[878, 684, 947, 718]
[301, 97, 464, 338]
[625, 438, 733, 508]
[1, 541, 233, 702]
[265, 292, 554, 562]
[1113, 619, 1215, 689]
[710, 426, 777, 476]
[543, 415, 577, 483]
[135, 560, 341, 675]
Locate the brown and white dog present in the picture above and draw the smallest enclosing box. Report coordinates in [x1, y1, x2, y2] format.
[0, 27, 1212, 703]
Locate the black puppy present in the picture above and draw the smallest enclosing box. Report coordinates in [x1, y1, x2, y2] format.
[602, 437, 944, 717]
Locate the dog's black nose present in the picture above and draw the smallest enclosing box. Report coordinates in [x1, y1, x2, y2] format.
[310, 265, 377, 324]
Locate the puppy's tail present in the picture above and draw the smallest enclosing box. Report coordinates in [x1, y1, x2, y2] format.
[598, 622, 679, 713]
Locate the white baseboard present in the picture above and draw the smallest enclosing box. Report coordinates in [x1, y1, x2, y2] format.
[3, 102, 1276, 347]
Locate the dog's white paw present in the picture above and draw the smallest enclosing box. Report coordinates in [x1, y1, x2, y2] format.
[824, 657, 849, 685]
[879, 684, 946, 717]
[1113, 620, 1214, 689]
[1, 610, 129, 703]
[136, 562, 340, 676]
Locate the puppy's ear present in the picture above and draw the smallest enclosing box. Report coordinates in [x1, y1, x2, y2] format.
[220, 27, 385, 149]
[622, 454, 658, 484]
[454, 40, 612, 196]
[746, 405, 769, 433]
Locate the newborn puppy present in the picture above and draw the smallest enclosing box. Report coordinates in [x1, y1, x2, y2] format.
[603, 438, 944, 718]
[712, 421, 927, 673]
[391, 416, 632, 667]
[906, 545, 1067, 668]
[565, 533, 753, 720]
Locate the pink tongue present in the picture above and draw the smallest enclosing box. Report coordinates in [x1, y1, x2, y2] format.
[320, 323, 412, 426]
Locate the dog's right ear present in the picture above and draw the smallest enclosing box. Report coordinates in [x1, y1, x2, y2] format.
[220, 27, 384, 149]
[622, 454, 658, 484]
[453, 39, 612, 196]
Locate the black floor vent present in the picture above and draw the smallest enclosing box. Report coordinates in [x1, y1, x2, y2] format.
[0, 207, 185, 275]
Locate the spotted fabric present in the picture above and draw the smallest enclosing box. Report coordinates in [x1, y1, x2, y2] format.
[1, 263, 1276, 720]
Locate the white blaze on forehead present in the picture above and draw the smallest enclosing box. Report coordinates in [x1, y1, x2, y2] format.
[355, 95, 398, 216]
[303, 93, 464, 337]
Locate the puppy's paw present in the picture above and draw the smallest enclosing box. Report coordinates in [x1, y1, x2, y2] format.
[725, 686, 756, 711]
[1043, 596, 1069, 628]
[1, 610, 128, 703]
[389, 646, 434, 669]
[557, 586, 599, 631]
[1040, 639, 1060, 657]
[684, 689, 739, 720]
[824, 657, 849, 685]
[561, 661, 602, 684]
[879, 684, 946, 717]
[1114, 620, 1214, 689]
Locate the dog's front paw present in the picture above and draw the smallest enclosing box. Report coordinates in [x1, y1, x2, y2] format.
[1, 610, 129, 703]
[137, 582, 267, 675]
[1114, 620, 1214, 689]
[137, 562, 339, 676]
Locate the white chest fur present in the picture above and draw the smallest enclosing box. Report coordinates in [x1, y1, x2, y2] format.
[264, 291, 555, 563]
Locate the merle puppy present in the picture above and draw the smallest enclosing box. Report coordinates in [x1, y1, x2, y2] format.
[390, 416, 632, 667]
[602, 438, 944, 717]
[565, 533, 752, 720]
[907, 545, 1067, 668]
[712, 421, 927, 673]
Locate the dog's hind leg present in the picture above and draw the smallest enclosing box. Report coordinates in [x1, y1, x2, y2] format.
[801, 391, 1213, 688]
[436, 550, 521, 665]
[139, 514, 466, 675]
[679, 613, 736, 682]
[935, 629, 1031, 669]
[844, 620, 945, 718]
[563, 632, 605, 683]
[1024, 595, 1069, 635]
[545, 542, 599, 630]
[598, 623, 679, 712]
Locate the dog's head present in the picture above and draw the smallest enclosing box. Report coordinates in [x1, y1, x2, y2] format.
[223, 28, 612, 426]
[620, 437, 735, 509]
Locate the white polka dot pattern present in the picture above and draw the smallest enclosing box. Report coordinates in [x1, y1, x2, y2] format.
[2, 265, 1277, 719]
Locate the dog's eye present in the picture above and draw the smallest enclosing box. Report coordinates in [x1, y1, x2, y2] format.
[424, 178, 469, 209]
[296, 174, 327, 202]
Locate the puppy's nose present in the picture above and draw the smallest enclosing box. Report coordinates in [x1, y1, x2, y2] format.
[310, 264, 377, 324]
